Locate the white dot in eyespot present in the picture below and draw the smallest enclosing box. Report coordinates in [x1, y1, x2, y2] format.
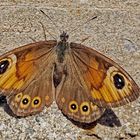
[0, 64, 5, 68]
[118, 78, 122, 82]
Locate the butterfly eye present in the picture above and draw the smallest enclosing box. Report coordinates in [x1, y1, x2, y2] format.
[31, 97, 41, 108]
[113, 74, 125, 89]
[20, 95, 31, 109]
[69, 101, 78, 113]
[60, 32, 69, 41]
[0, 60, 9, 74]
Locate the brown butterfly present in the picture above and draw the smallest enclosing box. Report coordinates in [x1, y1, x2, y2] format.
[0, 31, 139, 123]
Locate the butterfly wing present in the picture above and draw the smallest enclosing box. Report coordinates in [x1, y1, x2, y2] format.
[0, 41, 57, 116]
[70, 42, 139, 108]
[55, 54, 105, 123]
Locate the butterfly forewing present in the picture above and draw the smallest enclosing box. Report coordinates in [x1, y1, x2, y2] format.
[70, 42, 140, 108]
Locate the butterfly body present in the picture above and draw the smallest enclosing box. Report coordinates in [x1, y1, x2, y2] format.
[0, 32, 139, 123]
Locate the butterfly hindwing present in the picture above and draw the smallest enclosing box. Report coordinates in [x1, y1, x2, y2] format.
[0, 41, 57, 116]
[70, 42, 139, 108]
[55, 54, 105, 123]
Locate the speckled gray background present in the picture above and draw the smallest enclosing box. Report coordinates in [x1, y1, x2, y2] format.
[0, 0, 140, 140]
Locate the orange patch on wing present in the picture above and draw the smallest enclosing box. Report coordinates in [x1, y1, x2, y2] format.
[0, 66, 16, 85]
[12, 80, 24, 90]
[89, 58, 99, 70]
[91, 88, 102, 100]
[45, 95, 50, 101]
[17, 62, 34, 78]
[84, 69, 105, 89]
[0, 61, 32, 91]
[25, 51, 35, 61]
[99, 85, 113, 102]
[92, 66, 134, 104]
[2, 75, 17, 89]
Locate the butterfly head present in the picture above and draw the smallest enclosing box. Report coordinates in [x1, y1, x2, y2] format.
[60, 31, 69, 42]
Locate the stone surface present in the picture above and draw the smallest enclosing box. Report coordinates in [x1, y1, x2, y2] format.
[0, 0, 139, 140]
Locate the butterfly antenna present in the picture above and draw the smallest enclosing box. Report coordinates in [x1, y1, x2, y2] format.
[69, 16, 97, 34]
[29, 37, 37, 42]
[39, 21, 56, 40]
[40, 10, 62, 35]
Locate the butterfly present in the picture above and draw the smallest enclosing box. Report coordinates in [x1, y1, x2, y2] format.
[0, 31, 139, 123]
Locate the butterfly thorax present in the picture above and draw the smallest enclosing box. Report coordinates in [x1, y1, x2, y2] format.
[56, 32, 69, 63]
